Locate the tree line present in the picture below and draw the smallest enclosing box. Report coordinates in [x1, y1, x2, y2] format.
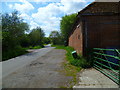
[49, 13, 77, 46]
[1, 10, 77, 61]
[2, 11, 50, 61]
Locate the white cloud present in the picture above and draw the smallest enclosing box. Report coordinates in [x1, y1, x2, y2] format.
[2, 0, 95, 2]
[41, 23, 60, 37]
[9, 0, 34, 13]
[36, 16, 61, 37]
[20, 13, 32, 21]
[59, 0, 89, 14]
[32, 3, 62, 22]
[30, 21, 40, 30]
[26, 0, 60, 2]
[7, 0, 94, 37]
[8, 4, 13, 8]
[31, 2, 63, 36]
[31, 0, 91, 36]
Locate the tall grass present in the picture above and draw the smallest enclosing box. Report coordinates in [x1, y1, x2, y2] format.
[2, 45, 44, 61]
[2, 46, 28, 61]
[27, 45, 43, 49]
[52, 45, 92, 68]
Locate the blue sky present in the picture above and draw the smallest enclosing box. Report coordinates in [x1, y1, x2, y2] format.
[1, 0, 94, 37]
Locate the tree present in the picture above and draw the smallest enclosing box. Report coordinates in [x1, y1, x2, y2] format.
[2, 11, 29, 51]
[60, 13, 77, 46]
[43, 37, 51, 44]
[29, 27, 45, 47]
[2, 11, 29, 60]
[19, 34, 30, 47]
[49, 31, 63, 45]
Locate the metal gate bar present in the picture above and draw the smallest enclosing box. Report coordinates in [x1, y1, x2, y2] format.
[93, 48, 120, 85]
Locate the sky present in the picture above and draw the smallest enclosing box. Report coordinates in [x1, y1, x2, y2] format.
[1, 0, 94, 37]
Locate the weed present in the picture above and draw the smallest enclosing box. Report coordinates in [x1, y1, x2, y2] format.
[2, 45, 43, 61]
[59, 86, 67, 88]
[2, 46, 28, 61]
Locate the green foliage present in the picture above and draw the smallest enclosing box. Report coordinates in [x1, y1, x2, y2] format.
[59, 86, 67, 88]
[43, 37, 51, 44]
[2, 11, 30, 60]
[70, 55, 92, 68]
[65, 47, 92, 68]
[2, 11, 45, 61]
[53, 45, 81, 87]
[19, 34, 30, 47]
[51, 45, 65, 49]
[2, 11, 29, 50]
[52, 45, 92, 68]
[29, 27, 45, 47]
[2, 46, 28, 61]
[49, 14, 78, 46]
[49, 31, 64, 45]
[28, 46, 42, 49]
[60, 13, 77, 46]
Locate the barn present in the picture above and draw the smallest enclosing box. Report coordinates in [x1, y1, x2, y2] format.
[68, 2, 120, 56]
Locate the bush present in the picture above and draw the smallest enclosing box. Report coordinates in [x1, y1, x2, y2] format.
[52, 45, 93, 68]
[70, 55, 92, 68]
[27, 45, 43, 49]
[33, 46, 42, 49]
[2, 46, 27, 61]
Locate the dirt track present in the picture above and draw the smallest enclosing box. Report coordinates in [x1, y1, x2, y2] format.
[2, 49, 73, 88]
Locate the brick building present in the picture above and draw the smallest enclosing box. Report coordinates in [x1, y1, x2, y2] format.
[69, 2, 120, 56]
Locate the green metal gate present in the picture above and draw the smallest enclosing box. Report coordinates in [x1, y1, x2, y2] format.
[93, 48, 120, 85]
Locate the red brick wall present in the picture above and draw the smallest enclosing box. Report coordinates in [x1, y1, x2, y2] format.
[69, 15, 119, 55]
[69, 22, 83, 54]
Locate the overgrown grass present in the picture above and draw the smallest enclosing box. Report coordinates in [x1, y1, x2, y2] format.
[52, 45, 92, 68]
[27, 45, 43, 49]
[51, 45, 66, 49]
[58, 57, 81, 88]
[2, 46, 28, 61]
[63, 61, 81, 86]
[59, 86, 68, 88]
[52, 45, 92, 88]
[23, 45, 44, 50]
[2, 45, 44, 61]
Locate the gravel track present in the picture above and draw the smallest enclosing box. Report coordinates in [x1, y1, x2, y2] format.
[2, 49, 73, 88]
[2, 47, 54, 78]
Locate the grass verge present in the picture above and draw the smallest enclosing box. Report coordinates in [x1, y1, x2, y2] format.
[2, 45, 44, 61]
[24, 45, 43, 49]
[61, 60, 81, 88]
[52, 45, 92, 68]
[52, 45, 93, 88]
[52, 45, 82, 88]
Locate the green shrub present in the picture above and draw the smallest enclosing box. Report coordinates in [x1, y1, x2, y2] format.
[33, 46, 42, 49]
[2, 46, 28, 61]
[52, 45, 93, 68]
[70, 55, 92, 68]
[51, 45, 66, 49]
[27, 45, 43, 49]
